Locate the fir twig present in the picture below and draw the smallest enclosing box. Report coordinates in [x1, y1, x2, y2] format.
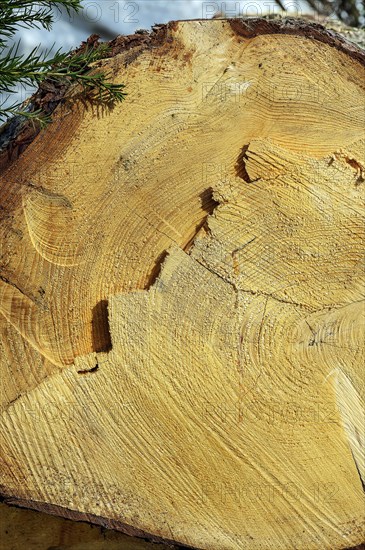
[0, 0, 126, 125]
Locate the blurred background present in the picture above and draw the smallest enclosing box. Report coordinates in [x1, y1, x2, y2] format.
[9, 0, 365, 59]
[12, 0, 362, 56]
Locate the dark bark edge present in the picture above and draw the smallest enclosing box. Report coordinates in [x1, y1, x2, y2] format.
[228, 17, 365, 66]
[1, 491, 363, 549]
[0, 492, 197, 549]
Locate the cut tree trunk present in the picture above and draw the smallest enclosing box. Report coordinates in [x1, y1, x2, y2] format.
[0, 17, 364, 550]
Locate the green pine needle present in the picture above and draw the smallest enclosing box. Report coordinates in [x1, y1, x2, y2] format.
[0, 0, 126, 125]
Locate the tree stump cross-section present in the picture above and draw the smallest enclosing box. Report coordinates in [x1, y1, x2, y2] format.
[0, 17, 364, 550]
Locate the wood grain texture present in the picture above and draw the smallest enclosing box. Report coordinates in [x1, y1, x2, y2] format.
[0, 18, 364, 549]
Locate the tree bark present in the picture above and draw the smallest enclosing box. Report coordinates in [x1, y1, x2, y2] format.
[0, 17, 364, 550]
